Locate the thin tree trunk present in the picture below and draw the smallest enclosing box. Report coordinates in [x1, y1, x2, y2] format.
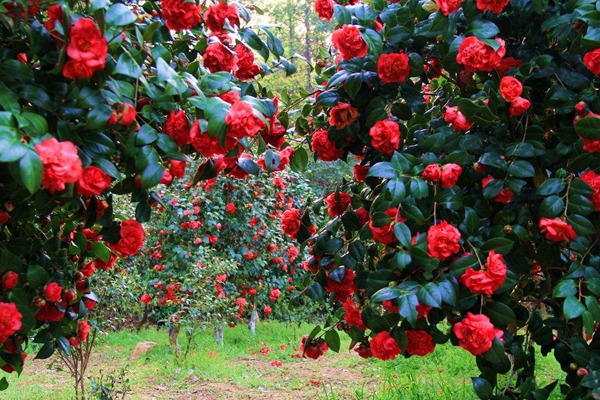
[215, 320, 225, 345]
[304, 0, 312, 90]
[248, 300, 259, 335]
[169, 324, 181, 356]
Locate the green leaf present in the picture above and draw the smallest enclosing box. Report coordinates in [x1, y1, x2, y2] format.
[393, 223, 412, 247]
[472, 377, 493, 400]
[91, 242, 111, 262]
[0, 81, 20, 113]
[9, 150, 42, 194]
[304, 282, 324, 300]
[409, 178, 429, 199]
[553, 279, 577, 298]
[0, 378, 7, 390]
[586, 296, 600, 322]
[398, 292, 419, 326]
[575, 116, 600, 139]
[437, 279, 457, 306]
[345, 73, 363, 100]
[116, 51, 143, 78]
[56, 337, 71, 355]
[141, 162, 164, 189]
[371, 287, 402, 302]
[508, 160, 535, 178]
[417, 283, 442, 308]
[567, 214, 596, 235]
[324, 330, 341, 352]
[467, 20, 499, 39]
[86, 105, 113, 130]
[35, 342, 55, 360]
[21, 85, 51, 110]
[334, 4, 352, 25]
[563, 295, 586, 320]
[90, 0, 110, 11]
[539, 195, 565, 218]
[480, 237, 513, 255]
[362, 28, 383, 58]
[290, 147, 308, 172]
[27, 265, 49, 289]
[239, 28, 269, 60]
[367, 162, 400, 179]
[264, 150, 280, 172]
[106, 3, 137, 26]
[484, 302, 517, 326]
[537, 178, 566, 196]
[237, 157, 260, 176]
[136, 125, 159, 146]
[0, 127, 28, 162]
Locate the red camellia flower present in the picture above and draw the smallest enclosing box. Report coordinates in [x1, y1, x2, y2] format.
[77, 321, 91, 342]
[161, 0, 201, 31]
[0, 303, 22, 344]
[369, 119, 401, 155]
[369, 207, 406, 245]
[62, 18, 108, 80]
[315, 0, 334, 21]
[301, 335, 329, 359]
[405, 330, 436, 356]
[76, 166, 111, 196]
[354, 164, 369, 182]
[499, 76, 523, 102]
[331, 24, 368, 60]
[169, 160, 187, 179]
[427, 220, 461, 260]
[329, 102, 360, 130]
[311, 129, 344, 162]
[43, 282, 63, 303]
[325, 192, 351, 218]
[140, 293, 152, 304]
[343, 297, 366, 330]
[370, 331, 402, 360]
[476, 0, 510, 13]
[583, 48, 600, 75]
[509, 97, 530, 116]
[481, 175, 514, 203]
[226, 203, 236, 214]
[460, 250, 507, 295]
[456, 36, 505, 72]
[453, 312, 503, 355]
[2, 271, 19, 291]
[444, 106, 472, 131]
[35, 138, 83, 194]
[204, 2, 239, 33]
[281, 208, 302, 239]
[354, 343, 373, 359]
[498, 57, 523, 76]
[226, 101, 265, 140]
[108, 103, 137, 126]
[422, 164, 442, 182]
[441, 163, 462, 189]
[539, 218, 577, 242]
[581, 170, 600, 210]
[115, 219, 145, 257]
[35, 302, 65, 322]
[234, 44, 261, 81]
[164, 110, 191, 146]
[263, 306, 272, 315]
[190, 121, 228, 157]
[203, 42, 237, 73]
[377, 53, 410, 84]
[435, 0, 464, 15]
[326, 268, 356, 302]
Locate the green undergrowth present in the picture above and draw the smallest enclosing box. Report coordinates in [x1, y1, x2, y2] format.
[3, 321, 565, 400]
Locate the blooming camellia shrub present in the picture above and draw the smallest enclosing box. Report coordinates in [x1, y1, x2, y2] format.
[291, 0, 600, 398]
[0, 0, 299, 387]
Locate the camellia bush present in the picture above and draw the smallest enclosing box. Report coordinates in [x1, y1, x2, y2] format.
[288, 0, 600, 399]
[128, 168, 315, 343]
[0, 0, 300, 388]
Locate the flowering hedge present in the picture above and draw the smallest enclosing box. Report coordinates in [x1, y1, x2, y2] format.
[0, 0, 299, 387]
[292, 0, 600, 398]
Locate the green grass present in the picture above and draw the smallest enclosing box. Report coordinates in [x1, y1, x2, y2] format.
[3, 321, 566, 400]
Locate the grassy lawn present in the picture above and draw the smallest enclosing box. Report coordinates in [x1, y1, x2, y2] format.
[3, 321, 565, 400]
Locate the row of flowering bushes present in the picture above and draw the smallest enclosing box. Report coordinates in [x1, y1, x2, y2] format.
[284, 0, 600, 399]
[0, 0, 303, 387]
